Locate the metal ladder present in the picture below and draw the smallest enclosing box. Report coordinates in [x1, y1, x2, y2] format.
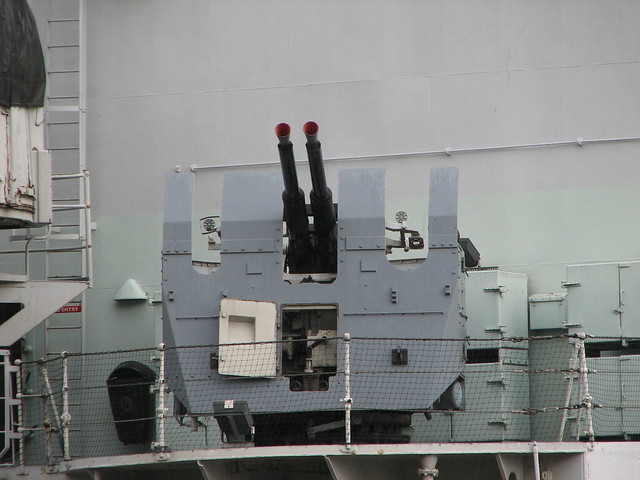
[41, 0, 90, 357]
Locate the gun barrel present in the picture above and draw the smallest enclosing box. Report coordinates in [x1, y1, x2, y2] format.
[275, 123, 310, 273]
[303, 122, 337, 273]
[275, 122, 291, 145]
[276, 123, 301, 200]
[303, 121, 330, 200]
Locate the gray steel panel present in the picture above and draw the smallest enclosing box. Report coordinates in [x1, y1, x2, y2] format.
[566, 263, 621, 336]
[530, 293, 568, 330]
[465, 270, 528, 339]
[162, 167, 465, 415]
[620, 262, 640, 337]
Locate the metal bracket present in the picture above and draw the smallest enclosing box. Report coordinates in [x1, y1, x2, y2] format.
[484, 285, 507, 294]
[563, 323, 583, 328]
[487, 376, 506, 385]
[488, 418, 508, 427]
[307, 420, 345, 439]
[485, 326, 506, 333]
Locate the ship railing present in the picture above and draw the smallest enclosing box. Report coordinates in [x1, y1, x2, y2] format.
[9, 334, 640, 467]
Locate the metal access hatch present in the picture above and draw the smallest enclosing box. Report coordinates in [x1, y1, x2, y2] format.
[565, 262, 640, 337]
[465, 269, 528, 339]
[619, 263, 640, 337]
[218, 298, 277, 377]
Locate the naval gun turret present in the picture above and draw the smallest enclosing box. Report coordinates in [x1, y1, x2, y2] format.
[276, 121, 337, 274]
[161, 122, 474, 445]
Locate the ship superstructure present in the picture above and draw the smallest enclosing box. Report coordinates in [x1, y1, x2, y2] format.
[162, 122, 469, 445]
[1, 1, 640, 479]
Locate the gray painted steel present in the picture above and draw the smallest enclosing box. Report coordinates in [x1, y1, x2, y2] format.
[3, 1, 640, 478]
[162, 166, 465, 414]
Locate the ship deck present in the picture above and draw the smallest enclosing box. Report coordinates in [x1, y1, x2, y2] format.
[14, 442, 590, 480]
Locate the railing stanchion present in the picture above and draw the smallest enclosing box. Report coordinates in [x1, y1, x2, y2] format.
[342, 333, 352, 448]
[559, 340, 580, 441]
[61, 352, 71, 461]
[14, 359, 25, 469]
[576, 333, 595, 445]
[152, 343, 168, 453]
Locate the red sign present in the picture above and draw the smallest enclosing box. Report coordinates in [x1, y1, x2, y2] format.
[56, 305, 82, 314]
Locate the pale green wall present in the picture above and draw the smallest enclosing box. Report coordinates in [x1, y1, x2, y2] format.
[85, 214, 163, 351]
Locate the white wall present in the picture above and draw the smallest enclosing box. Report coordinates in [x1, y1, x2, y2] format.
[84, 1, 640, 213]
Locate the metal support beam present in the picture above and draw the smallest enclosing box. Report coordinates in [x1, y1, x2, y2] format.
[0, 281, 87, 345]
[197, 460, 228, 480]
[495, 453, 524, 480]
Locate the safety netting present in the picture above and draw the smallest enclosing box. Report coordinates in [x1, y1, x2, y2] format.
[8, 334, 638, 466]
